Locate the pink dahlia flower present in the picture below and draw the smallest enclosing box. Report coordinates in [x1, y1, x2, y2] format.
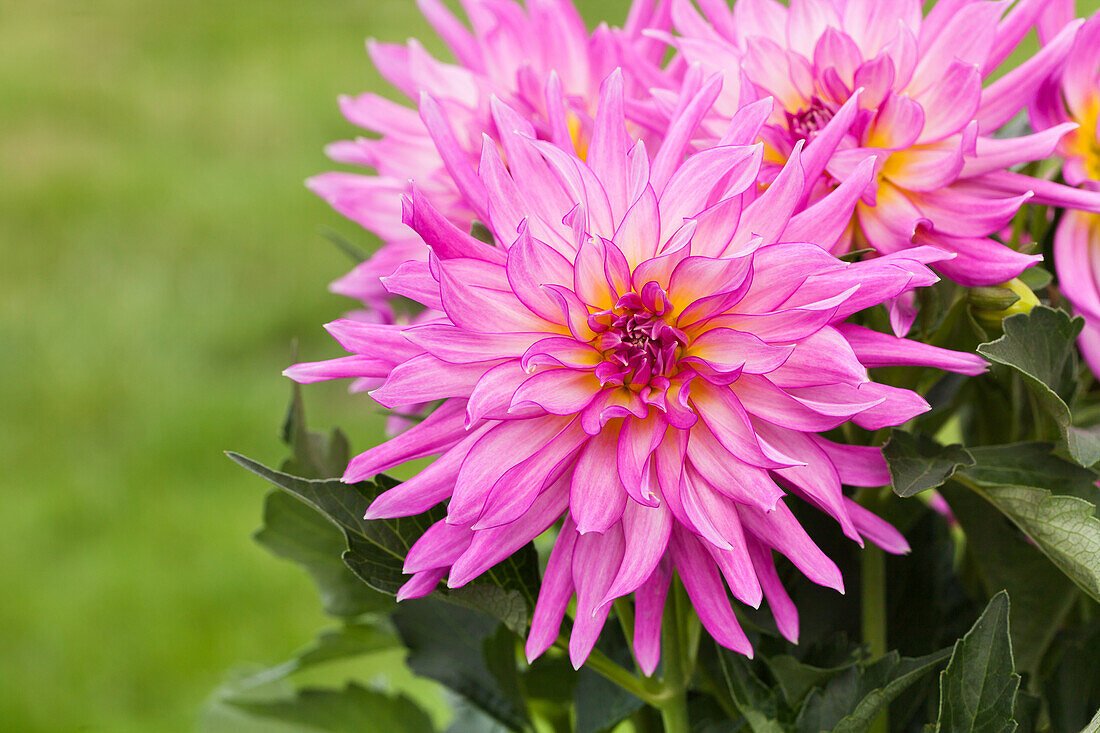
[1033, 9, 1100, 374]
[665, 0, 1100, 290]
[1055, 210, 1100, 375]
[1032, 8, 1100, 192]
[309, 0, 670, 316]
[288, 72, 986, 670]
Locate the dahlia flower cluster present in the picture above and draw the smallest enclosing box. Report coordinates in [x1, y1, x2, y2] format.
[281, 0, 1100, 690]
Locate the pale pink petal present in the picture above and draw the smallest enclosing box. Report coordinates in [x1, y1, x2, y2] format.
[525, 518, 579, 663]
[344, 400, 469, 483]
[570, 527, 626, 668]
[670, 528, 753, 657]
[632, 558, 671, 676]
[837, 323, 987, 375]
[746, 537, 799, 643]
[571, 429, 629, 534]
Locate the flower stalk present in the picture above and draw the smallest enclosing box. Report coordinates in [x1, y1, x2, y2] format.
[656, 579, 693, 733]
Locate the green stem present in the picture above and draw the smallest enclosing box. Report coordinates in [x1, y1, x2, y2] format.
[862, 545, 889, 733]
[656, 580, 693, 733]
[614, 598, 638, 672]
[580, 645, 658, 703]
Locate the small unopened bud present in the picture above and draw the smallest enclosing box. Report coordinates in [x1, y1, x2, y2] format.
[971, 278, 1039, 329]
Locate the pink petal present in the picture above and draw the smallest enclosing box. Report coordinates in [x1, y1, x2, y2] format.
[404, 519, 472, 574]
[746, 537, 798, 643]
[505, 226, 577, 322]
[448, 416, 572, 524]
[691, 381, 802, 470]
[978, 18, 1084, 133]
[809, 436, 889, 488]
[739, 500, 844, 593]
[371, 355, 493, 407]
[685, 422, 785, 511]
[451, 475, 571, 585]
[569, 526, 626, 668]
[659, 144, 763, 245]
[473, 420, 587, 529]
[614, 185, 662, 269]
[364, 422, 493, 519]
[670, 528, 753, 657]
[726, 140, 806, 253]
[683, 327, 794, 375]
[510, 368, 602, 416]
[587, 70, 630, 221]
[1055, 209, 1100, 320]
[849, 382, 931, 430]
[602, 498, 673, 605]
[617, 414, 669, 506]
[405, 324, 543, 364]
[324, 319, 422, 361]
[632, 558, 671, 676]
[845, 498, 910, 554]
[402, 187, 505, 264]
[753, 421, 860, 544]
[571, 429, 629, 534]
[284, 355, 393, 385]
[783, 156, 876, 249]
[344, 400, 469, 483]
[419, 92, 488, 219]
[525, 518, 579, 663]
[837, 323, 987, 375]
[397, 567, 448, 602]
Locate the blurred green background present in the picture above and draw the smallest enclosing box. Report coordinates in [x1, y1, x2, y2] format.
[2, 0, 1093, 730]
[0, 0, 624, 730]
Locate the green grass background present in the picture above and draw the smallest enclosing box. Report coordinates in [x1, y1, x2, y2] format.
[1, 0, 1094, 730]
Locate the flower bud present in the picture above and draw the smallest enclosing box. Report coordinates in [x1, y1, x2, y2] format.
[970, 278, 1039, 329]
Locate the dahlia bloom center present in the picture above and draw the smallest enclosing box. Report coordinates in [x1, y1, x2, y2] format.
[590, 284, 687, 387]
[785, 97, 840, 141]
[1070, 100, 1100, 180]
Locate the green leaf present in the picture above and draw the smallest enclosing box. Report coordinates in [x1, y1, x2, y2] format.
[575, 623, 645, 733]
[1043, 623, 1100, 733]
[393, 597, 530, 732]
[230, 452, 436, 595]
[445, 699, 513, 733]
[715, 648, 785, 733]
[470, 221, 496, 245]
[942, 484, 1078, 676]
[884, 429, 975, 497]
[977, 306, 1080, 405]
[962, 444, 1100, 503]
[280, 381, 350, 480]
[763, 654, 857, 708]
[231, 453, 541, 631]
[1084, 707, 1100, 733]
[976, 306, 1100, 466]
[227, 622, 399, 695]
[1015, 267, 1052, 293]
[320, 227, 369, 264]
[442, 553, 542, 636]
[957, 480, 1100, 605]
[292, 623, 397, 670]
[228, 682, 435, 733]
[255, 491, 393, 617]
[936, 592, 1019, 733]
[482, 625, 526, 726]
[797, 649, 951, 733]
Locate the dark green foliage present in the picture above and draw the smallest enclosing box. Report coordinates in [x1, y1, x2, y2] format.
[393, 597, 531, 732]
[255, 490, 394, 617]
[936, 593, 1019, 733]
[884, 430, 974, 497]
[575, 622, 645, 733]
[228, 683, 435, 733]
